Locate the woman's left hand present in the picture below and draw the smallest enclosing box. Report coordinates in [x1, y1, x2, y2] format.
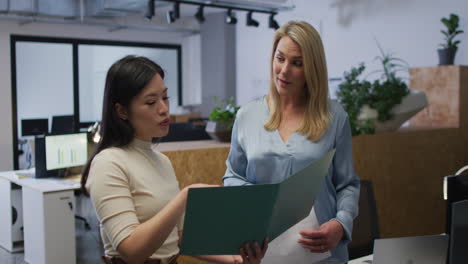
[297, 220, 344, 253]
[238, 238, 269, 264]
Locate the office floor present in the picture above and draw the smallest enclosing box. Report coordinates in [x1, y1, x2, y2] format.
[0, 194, 104, 264]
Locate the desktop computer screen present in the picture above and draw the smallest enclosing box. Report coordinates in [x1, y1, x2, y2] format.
[21, 118, 49, 136]
[51, 115, 75, 134]
[45, 133, 88, 170]
[35, 133, 88, 178]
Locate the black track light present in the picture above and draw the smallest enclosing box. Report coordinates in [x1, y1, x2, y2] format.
[195, 5, 205, 23]
[246, 11, 259, 27]
[166, 2, 180, 24]
[145, 0, 155, 21]
[225, 9, 237, 25]
[269, 13, 279, 30]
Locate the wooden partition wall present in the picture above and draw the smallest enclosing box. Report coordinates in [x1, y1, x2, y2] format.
[352, 127, 468, 237]
[162, 127, 468, 241]
[161, 127, 468, 264]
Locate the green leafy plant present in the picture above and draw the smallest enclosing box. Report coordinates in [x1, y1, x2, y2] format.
[336, 64, 375, 135]
[368, 43, 410, 122]
[208, 96, 240, 128]
[337, 46, 409, 136]
[439, 13, 464, 50]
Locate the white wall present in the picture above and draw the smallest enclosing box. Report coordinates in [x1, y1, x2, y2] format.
[182, 34, 202, 107]
[198, 13, 236, 117]
[236, 0, 468, 104]
[0, 20, 189, 170]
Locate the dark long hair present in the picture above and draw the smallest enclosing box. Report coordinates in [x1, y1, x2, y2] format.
[81, 55, 165, 195]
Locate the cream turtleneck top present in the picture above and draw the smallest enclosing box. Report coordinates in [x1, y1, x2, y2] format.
[86, 138, 182, 259]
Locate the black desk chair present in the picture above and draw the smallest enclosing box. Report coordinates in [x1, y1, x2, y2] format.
[348, 180, 380, 260]
[445, 167, 468, 264]
[76, 215, 91, 230]
[445, 167, 468, 234]
[74, 190, 91, 230]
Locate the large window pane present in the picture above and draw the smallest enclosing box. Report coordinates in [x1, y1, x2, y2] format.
[16, 41, 74, 137]
[78, 45, 179, 123]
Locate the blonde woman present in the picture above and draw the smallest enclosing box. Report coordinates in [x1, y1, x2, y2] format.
[223, 21, 360, 263]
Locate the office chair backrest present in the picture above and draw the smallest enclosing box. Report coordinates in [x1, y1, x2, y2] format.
[348, 180, 380, 260]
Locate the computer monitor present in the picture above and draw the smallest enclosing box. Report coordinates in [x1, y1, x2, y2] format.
[35, 133, 88, 178]
[51, 115, 75, 134]
[449, 199, 468, 264]
[21, 118, 49, 136]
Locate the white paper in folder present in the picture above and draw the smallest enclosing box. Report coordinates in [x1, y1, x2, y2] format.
[262, 208, 331, 263]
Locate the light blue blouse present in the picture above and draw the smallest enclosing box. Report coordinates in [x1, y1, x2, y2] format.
[223, 97, 360, 263]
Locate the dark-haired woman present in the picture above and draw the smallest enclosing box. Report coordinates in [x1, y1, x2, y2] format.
[81, 56, 267, 264]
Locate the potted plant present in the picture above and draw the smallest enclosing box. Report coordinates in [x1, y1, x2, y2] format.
[205, 96, 240, 142]
[438, 13, 464, 65]
[336, 64, 375, 135]
[337, 45, 428, 135]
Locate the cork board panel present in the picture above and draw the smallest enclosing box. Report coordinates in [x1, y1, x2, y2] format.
[163, 147, 230, 188]
[163, 147, 229, 264]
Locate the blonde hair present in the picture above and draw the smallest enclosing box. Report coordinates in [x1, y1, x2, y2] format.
[265, 21, 330, 142]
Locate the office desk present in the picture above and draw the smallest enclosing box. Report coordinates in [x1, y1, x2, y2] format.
[0, 169, 80, 264]
[348, 254, 373, 264]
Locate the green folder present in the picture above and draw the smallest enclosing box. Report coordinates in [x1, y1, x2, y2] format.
[180, 149, 335, 255]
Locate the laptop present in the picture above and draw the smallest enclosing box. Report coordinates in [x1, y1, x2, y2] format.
[372, 234, 448, 264]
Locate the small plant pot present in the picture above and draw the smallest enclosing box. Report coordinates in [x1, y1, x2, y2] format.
[438, 47, 457, 65]
[205, 121, 232, 142]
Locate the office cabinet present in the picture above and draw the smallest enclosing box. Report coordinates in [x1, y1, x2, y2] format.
[23, 187, 76, 264]
[0, 178, 24, 252]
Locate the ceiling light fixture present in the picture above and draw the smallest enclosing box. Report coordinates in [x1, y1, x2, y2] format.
[194, 5, 205, 23]
[246, 11, 259, 27]
[166, 2, 180, 24]
[269, 13, 279, 30]
[225, 9, 237, 25]
[144, 0, 155, 21]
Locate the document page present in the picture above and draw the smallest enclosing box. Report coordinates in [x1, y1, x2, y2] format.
[263, 209, 331, 263]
